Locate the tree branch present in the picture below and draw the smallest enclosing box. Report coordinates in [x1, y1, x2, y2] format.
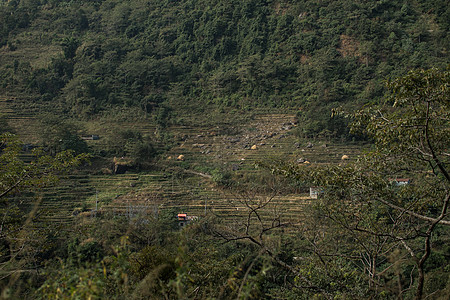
[376, 197, 450, 226]
[0, 171, 28, 200]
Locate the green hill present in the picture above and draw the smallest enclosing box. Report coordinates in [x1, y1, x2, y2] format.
[1, 0, 448, 137]
[0, 2, 449, 299]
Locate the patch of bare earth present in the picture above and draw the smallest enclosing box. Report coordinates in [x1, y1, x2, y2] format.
[337, 34, 360, 58]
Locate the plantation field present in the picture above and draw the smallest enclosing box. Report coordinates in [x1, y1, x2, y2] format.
[1, 96, 365, 230]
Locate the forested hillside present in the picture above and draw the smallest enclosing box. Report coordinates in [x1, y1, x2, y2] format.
[0, 1, 449, 299]
[1, 0, 448, 136]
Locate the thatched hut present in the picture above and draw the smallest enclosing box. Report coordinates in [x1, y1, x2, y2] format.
[112, 157, 132, 174]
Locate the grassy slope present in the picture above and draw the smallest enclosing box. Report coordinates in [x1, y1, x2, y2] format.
[0, 0, 444, 226]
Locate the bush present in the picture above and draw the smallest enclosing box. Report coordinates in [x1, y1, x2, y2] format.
[39, 115, 89, 154]
[211, 168, 233, 187]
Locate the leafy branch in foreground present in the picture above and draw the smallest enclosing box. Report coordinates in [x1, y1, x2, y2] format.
[0, 133, 90, 200]
[0, 133, 90, 293]
[263, 67, 449, 299]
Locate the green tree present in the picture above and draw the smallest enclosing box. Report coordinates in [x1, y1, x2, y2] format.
[0, 133, 90, 295]
[61, 36, 80, 60]
[263, 67, 449, 298]
[39, 115, 88, 155]
[1, 133, 89, 200]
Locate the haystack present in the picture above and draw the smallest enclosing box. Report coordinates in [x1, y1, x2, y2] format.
[177, 154, 185, 161]
[251, 145, 257, 150]
[341, 155, 349, 160]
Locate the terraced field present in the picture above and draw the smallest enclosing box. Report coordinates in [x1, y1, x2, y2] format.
[0, 95, 45, 144]
[2, 96, 365, 229]
[96, 172, 313, 225]
[90, 113, 365, 225]
[21, 167, 312, 230]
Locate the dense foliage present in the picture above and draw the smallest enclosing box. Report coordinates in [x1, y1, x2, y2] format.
[0, 0, 449, 299]
[1, 0, 448, 137]
[265, 67, 450, 299]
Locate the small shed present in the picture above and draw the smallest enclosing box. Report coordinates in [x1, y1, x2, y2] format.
[112, 157, 131, 174]
[22, 144, 37, 151]
[390, 178, 411, 186]
[310, 187, 323, 199]
[177, 213, 187, 221]
[177, 213, 197, 227]
[81, 135, 100, 140]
